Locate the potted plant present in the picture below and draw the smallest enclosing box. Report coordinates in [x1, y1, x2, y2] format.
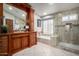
[0, 25, 8, 33]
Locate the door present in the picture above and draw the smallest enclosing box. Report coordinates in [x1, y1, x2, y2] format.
[6, 19, 13, 33]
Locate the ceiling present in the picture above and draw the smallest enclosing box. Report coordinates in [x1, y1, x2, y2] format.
[30, 3, 79, 17]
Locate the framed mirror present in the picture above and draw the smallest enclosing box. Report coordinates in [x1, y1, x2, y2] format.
[3, 4, 27, 32]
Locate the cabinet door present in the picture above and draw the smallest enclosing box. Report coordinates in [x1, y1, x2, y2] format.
[22, 37, 28, 48]
[29, 32, 37, 46]
[31, 34, 36, 45]
[12, 37, 21, 50]
[0, 36, 8, 55]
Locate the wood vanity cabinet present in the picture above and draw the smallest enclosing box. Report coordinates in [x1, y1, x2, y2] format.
[0, 32, 37, 55]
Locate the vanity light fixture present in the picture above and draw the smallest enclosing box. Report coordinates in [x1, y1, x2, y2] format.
[22, 14, 25, 17]
[8, 6, 12, 10]
[43, 12, 47, 15]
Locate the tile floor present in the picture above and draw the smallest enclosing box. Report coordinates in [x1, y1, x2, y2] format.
[13, 42, 78, 56]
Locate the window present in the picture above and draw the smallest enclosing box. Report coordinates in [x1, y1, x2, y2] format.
[62, 14, 78, 21]
[37, 19, 41, 27]
[62, 16, 69, 21]
[42, 19, 53, 35]
[69, 14, 78, 20]
[43, 16, 52, 19]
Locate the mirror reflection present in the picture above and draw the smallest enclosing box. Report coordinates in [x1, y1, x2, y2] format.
[3, 4, 27, 32]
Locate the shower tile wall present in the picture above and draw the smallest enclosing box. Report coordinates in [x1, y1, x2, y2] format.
[53, 8, 79, 53]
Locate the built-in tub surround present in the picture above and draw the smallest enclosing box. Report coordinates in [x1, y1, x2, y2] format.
[53, 7, 79, 54]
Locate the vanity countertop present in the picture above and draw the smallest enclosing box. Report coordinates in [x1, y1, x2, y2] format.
[0, 31, 29, 36]
[0, 31, 36, 36]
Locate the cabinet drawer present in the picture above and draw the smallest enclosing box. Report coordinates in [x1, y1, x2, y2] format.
[11, 34, 29, 38]
[0, 36, 8, 46]
[0, 46, 8, 53]
[0, 36, 8, 40]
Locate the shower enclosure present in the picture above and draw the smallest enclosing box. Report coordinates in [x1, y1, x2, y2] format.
[52, 8, 79, 54]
